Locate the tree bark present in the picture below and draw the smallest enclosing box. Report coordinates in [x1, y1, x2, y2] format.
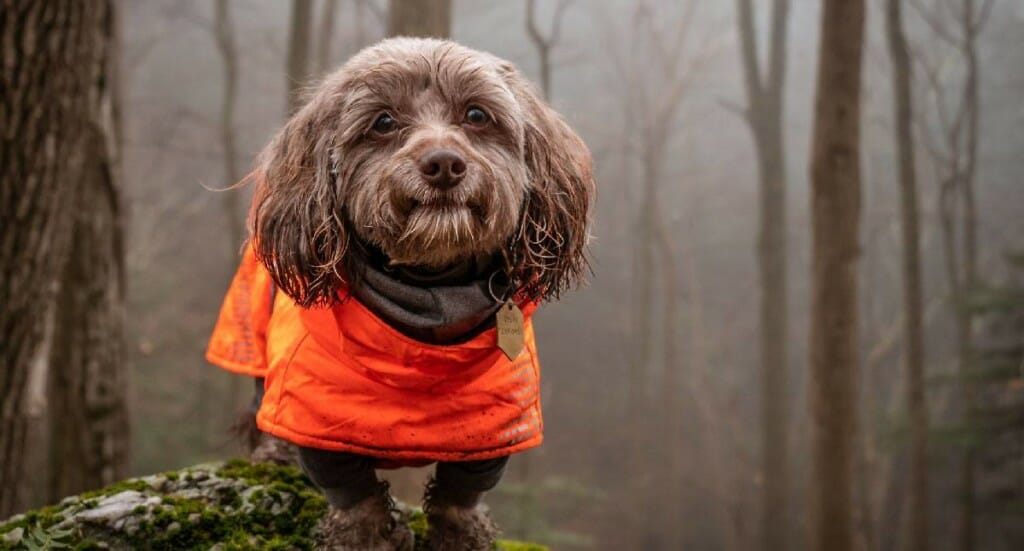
[885, 0, 929, 549]
[806, 1, 865, 550]
[515, 1, 573, 537]
[736, 1, 791, 548]
[47, 34, 129, 503]
[526, 0, 551, 100]
[47, 0, 128, 504]
[316, 0, 339, 75]
[525, 0, 571, 100]
[0, 0, 125, 516]
[214, 0, 243, 252]
[213, 0, 246, 414]
[388, 0, 450, 38]
[919, 0, 988, 545]
[956, 3, 981, 549]
[286, 0, 314, 115]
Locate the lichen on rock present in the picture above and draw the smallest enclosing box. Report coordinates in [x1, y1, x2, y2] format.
[0, 460, 547, 551]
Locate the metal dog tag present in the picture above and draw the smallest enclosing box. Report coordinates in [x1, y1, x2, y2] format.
[496, 300, 525, 360]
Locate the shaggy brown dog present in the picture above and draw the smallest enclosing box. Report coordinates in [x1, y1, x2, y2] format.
[248, 37, 594, 550]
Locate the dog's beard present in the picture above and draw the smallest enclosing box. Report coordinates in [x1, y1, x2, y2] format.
[351, 162, 525, 268]
[386, 203, 494, 267]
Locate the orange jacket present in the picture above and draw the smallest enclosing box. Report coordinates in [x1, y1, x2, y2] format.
[206, 245, 543, 462]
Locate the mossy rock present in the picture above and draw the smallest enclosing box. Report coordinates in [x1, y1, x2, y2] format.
[0, 460, 546, 551]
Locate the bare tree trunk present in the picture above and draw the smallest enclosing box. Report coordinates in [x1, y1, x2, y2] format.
[654, 192, 682, 551]
[885, 0, 929, 549]
[615, 3, 703, 543]
[956, 3, 981, 548]
[388, 0, 450, 38]
[214, 0, 243, 252]
[213, 0, 245, 413]
[630, 211, 654, 418]
[47, 9, 129, 499]
[354, 0, 369, 51]
[806, 1, 865, 550]
[0, 0, 124, 516]
[910, 0, 990, 544]
[515, 1, 574, 536]
[525, 0, 571, 100]
[316, 0, 339, 75]
[736, 2, 791, 548]
[526, 0, 551, 99]
[286, 0, 314, 115]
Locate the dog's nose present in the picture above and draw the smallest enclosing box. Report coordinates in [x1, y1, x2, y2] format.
[418, 149, 467, 190]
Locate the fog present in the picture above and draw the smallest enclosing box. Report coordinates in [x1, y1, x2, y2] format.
[66, 0, 1024, 548]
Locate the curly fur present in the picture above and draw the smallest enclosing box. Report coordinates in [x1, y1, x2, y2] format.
[249, 37, 595, 307]
[316, 481, 413, 551]
[423, 476, 497, 551]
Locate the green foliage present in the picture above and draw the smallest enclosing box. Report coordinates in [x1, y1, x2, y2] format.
[956, 252, 1024, 514]
[21, 525, 75, 550]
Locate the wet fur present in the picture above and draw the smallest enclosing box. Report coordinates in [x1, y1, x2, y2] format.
[249, 38, 594, 307]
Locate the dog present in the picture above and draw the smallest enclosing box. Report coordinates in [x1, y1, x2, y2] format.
[207, 37, 594, 550]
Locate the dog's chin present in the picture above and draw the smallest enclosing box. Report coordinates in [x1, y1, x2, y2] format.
[383, 203, 497, 268]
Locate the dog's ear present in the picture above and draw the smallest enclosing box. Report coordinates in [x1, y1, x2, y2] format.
[249, 90, 349, 307]
[501, 65, 595, 302]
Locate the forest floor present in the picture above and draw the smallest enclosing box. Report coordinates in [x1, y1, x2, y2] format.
[0, 460, 545, 550]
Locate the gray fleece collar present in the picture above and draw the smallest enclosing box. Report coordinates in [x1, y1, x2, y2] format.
[347, 255, 510, 345]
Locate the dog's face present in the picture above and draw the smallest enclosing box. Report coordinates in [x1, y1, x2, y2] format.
[333, 39, 531, 268]
[251, 38, 594, 307]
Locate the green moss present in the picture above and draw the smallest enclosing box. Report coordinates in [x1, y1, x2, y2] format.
[217, 458, 310, 488]
[0, 460, 547, 551]
[0, 502, 66, 535]
[78, 478, 151, 500]
[408, 509, 430, 540]
[72, 541, 107, 551]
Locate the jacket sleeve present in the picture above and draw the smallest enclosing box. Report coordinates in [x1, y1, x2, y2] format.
[206, 242, 275, 376]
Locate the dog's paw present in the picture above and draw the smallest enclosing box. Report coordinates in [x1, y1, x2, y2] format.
[426, 505, 499, 551]
[316, 495, 414, 551]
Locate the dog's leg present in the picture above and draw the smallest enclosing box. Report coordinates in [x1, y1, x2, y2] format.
[298, 447, 414, 551]
[250, 431, 298, 465]
[242, 377, 298, 465]
[424, 457, 508, 551]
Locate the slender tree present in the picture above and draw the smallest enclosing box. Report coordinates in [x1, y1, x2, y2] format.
[911, 1, 992, 546]
[388, 0, 450, 38]
[212, 0, 246, 414]
[607, 1, 709, 545]
[0, 0, 125, 515]
[735, 1, 791, 548]
[525, 0, 573, 100]
[885, 0, 929, 549]
[316, 0, 339, 75]
[214, 0, 243, 252]
[286, 0, 314, 115]
[952, 3, 983, 548]
[806, 0, 866, 549]
[516, 0, 575, 539]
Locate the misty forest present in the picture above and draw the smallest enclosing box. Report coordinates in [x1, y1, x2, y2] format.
[1, 0, 1023, 550]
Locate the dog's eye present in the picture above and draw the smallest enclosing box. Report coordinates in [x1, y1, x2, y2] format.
[465, 107, 489, 126]
[372, 113, 397, 134]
